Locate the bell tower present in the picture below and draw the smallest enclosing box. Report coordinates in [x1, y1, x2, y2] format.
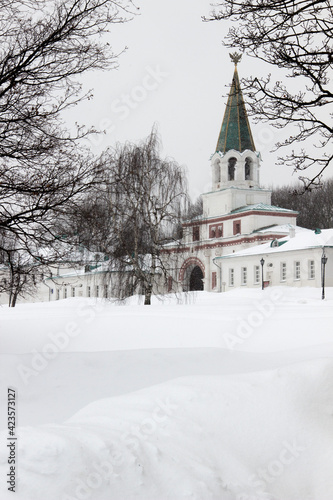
[204, 53, 271, 217]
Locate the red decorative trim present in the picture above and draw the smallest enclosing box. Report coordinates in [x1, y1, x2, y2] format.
[183, 210, 298, 227]
[179, 257, 205, 282]
[163, 232, 288, 255]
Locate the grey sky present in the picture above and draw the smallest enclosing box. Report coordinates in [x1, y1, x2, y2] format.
[69, 0, 332, 197]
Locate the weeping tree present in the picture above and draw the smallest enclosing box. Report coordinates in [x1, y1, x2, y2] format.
[0, 0, 135, 302]
[82, 129, 188, 305]
[205, 0, 332, 190]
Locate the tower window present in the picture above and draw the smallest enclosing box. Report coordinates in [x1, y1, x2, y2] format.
[214, 159, 221, 184]
[228, 157, 237, 181]
[245, 157, 252, 180]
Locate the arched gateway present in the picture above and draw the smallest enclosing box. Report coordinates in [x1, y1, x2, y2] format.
[189, 266, 204, 291]
[179, 257, 205, 292]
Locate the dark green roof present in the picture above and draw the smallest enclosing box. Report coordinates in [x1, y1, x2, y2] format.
[216, 67, 255, 153]
[230, 202, 297, 215]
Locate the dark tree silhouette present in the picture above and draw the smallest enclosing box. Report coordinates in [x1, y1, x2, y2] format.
[0, 0, 135, 302]
[272, 178, 333, 229]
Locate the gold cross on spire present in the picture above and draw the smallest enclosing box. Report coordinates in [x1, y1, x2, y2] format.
[229, 52, 242, 66]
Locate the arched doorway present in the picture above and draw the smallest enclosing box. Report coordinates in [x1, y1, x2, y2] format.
[179, 257, 205, 292]
[189, 266, 204, 291]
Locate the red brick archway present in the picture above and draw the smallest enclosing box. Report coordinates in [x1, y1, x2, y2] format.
[179, 257, 205, 282]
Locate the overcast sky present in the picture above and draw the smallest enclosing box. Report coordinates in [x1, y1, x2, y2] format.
[70, 0, 332, 198]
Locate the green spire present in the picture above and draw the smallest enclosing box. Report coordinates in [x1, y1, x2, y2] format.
[216, 56, 255, 153]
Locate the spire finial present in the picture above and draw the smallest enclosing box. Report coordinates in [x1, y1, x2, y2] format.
[229, 52, 242, 66]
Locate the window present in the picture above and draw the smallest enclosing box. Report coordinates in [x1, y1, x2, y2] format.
[167, 276, 173, 292]
[87, 286, 91, 297]
[71, 287, 75, 297]
[228, 157, 237, 181]
[56, 289, 60, 300]
[254, 265, 260, 284]
[96, 285, 99, 297]
[280, 262, 287, 282]
[294, 261, 301, 280]
[212, 272, 217, 289]
[245, 157, 252, 180]
[217, 225, 223, 238]
[229, 268, 234, 287]
[241, 267, 247, 285]
[64, 287, 67, 299]
[308, 260, 315, 280]
[104, 284, 108, 298]
[193, 226, 200, 241]
[214, 159, 221, 184]
[209, 226, 216, 238]
[233, 220, 241, 235]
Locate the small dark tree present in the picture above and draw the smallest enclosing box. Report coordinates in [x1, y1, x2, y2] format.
[205, 0, 332, 189]
[0, 233, 48, 306]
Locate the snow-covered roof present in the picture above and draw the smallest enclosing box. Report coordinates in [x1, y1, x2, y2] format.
[254, 223, 310, 235]
[230, 202, 297, 215]
[217, 227, 333, 260]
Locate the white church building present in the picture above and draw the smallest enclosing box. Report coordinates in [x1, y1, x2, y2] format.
[165, 58, 332, 294]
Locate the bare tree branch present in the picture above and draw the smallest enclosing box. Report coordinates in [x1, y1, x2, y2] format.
[204, 0, 332, 189]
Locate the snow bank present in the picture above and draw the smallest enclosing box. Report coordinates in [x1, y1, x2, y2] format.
[1, 287, 333, 499]
[1, 358, 333, 500]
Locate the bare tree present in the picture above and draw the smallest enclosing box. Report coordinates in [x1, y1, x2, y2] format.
[0, 0, 135, 299]
[0, 0, 132, 305]
[205, 0, 332, 190]
[186, 196, 203, 220]
[82, 129, 188, 305]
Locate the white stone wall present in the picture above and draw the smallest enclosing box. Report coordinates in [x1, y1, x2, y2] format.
[217, 247, 333, 292]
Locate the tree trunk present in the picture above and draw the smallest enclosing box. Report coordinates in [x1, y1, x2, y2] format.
[144, 284, 152, 305]
[9, 292, 18, 307]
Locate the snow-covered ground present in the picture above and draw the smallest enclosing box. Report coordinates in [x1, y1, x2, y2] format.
[1, 287, 333, 499]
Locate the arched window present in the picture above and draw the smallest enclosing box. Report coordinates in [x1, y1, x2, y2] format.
[228, 157, 237, 181]
[214, 159, 221, 183]
[245, 157, 252, 180]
